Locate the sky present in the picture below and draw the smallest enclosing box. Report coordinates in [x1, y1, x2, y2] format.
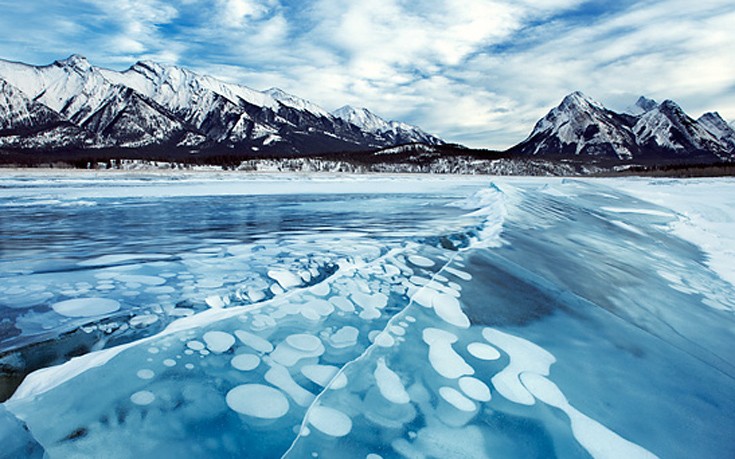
[0, 0, 733, 149]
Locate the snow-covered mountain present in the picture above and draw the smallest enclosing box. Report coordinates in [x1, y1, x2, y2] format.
[0, 55, 445, 155]
[508, 92, 637, 160]
[633, 100, 726, 158]
[624, 96, 658, 116]
[698, 112, 735, 153]
[510, 91, 733, 163]
[332, 106, 444, 146]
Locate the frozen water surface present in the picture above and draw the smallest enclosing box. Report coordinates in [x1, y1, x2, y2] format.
[1, 172, 735, 458]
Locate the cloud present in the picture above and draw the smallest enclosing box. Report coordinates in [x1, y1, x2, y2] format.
[0, 0, 733, 148]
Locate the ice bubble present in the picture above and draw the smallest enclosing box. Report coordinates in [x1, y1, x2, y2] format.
[410, 276, 430, 286]
[268, 269, 302, 289]
[352, 292, 388, 310]
[51, 298, 120, 317]
[307, 406, 353, 437]
[411, 287, 438, 308]
[367, 455, 383, 459]
[234, 330, 274, 353]
[226, 384, 290, 419]
[197, 279, 223, 289]
[170, 308, 194, 317]
[265, 363, 316, 407]
[117, 274, 166, 286]
[408, 255, 435, 268]
[483, 327, 555, 406]
[163, 359, 177, 367]
[136, 369, 155, 380]
[328, 326, 359, 348]
[130, 390, 156, 406]
[432, 294, 470, 328]
[422, 328, 474, 379]
[329, 296, 355, 313]
[466, 342, 501, 361]
[301, 364, 339, 387]
[129, 314, 159, 327]
[439, 387, 476, 412]
[433, 273, 449, 282]
[374, 358, 410, 404]
[445, 266, 472, 281]
[186, 340, 205, 351]
[286, 334, 322, 352]
[272, 334, 325, 367]
[203, 331, 235, 353]
[310, 283, 330, 296]
[373, 332, 395, 348]
[185, 363, 195, 370]
[520, 373, 657, 459]
[231, 354, 261, 371]
[247, 288, 266, 302]
[458, 377, 491, 402]
[330, 372, 348, 390]
[302, 299, 334, 318]
[205, 295, 226, 308]
[147, 286, 175, 294]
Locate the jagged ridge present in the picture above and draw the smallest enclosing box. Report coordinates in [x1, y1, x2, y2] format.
[510, 91, 733, 163]
[0, 55, 446, 155]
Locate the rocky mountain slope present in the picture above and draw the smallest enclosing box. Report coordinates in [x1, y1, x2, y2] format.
[331, 106, 444, 146]
[509, 92, 733, 164]
[0, 55, 444, 155]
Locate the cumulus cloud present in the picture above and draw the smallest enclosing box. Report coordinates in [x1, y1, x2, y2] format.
[0, 0, 733, 148]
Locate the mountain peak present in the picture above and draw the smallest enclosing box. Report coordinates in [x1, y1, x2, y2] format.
[635, 96, 658, 112]
[558, 91, 605, 112]
[55, 54, 91, 72]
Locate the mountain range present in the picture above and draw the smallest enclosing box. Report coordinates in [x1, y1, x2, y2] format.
[0, 55, 442, 156]
[508, 92, 735, 164]
[1, 55, 734, 168]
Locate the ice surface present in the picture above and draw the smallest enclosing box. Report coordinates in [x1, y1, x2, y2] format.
[1, 174, 735, 459]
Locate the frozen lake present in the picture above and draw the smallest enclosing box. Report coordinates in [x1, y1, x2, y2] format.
[1, 172, 734, 458]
